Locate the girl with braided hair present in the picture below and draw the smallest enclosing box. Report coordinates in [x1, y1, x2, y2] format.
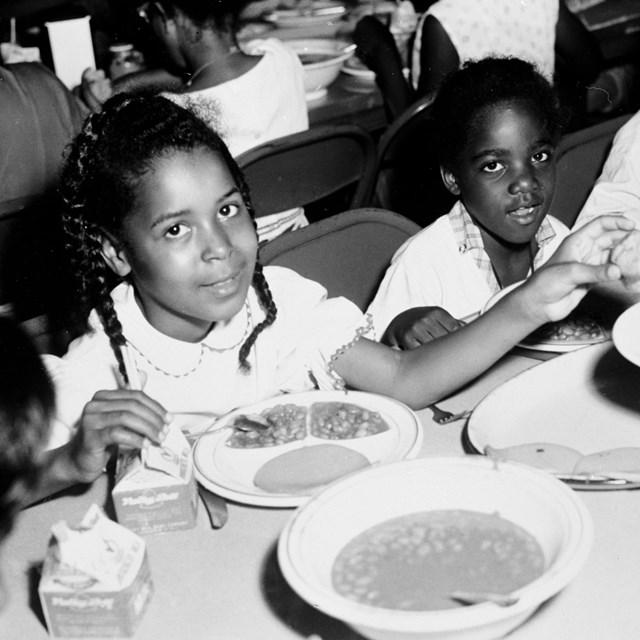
[41, 92, 635, 493]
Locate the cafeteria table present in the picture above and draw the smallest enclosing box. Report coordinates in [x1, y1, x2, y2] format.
[4, 290, 640, 640]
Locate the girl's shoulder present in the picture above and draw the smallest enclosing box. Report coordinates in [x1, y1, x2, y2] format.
[262, 265, 328, 305]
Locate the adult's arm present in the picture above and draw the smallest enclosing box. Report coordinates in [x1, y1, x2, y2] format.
[554, 0, 603, 84]
[415, 14, 459, 98]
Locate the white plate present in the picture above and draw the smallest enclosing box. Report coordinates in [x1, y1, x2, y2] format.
[193, 390, 423, 507]
[264, 3, 347, 27]
[613, 301, 640, 367]
[482, 281, 611, 352]
[467, 341, 640, 489]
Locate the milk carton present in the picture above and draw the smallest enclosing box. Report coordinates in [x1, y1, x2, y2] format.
[112, 426, 198, 535]
[39, 504, 153, 638]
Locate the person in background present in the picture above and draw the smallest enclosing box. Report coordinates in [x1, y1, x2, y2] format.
[41, 92, 632, 463]
[574, 109, 640, 230]
[367, 58, 572, 347]
[0, 317, 54, 611]
[107, 0, 309, 242]
[355, 0, 602, 124]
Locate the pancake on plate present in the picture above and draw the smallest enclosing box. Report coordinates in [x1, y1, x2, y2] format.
[253, 444, 371, 494]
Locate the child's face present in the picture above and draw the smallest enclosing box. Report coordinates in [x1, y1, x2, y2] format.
[104, 147, 258, 342]
[442, 100, 556, 246]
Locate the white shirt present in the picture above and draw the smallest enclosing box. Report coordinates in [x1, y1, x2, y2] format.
[574, 110, 640, 229]
[366, 202, 569, 337]
[411, 0, 558, 89]
[43, 267, 371, 449]
[167, 38, 308, 157]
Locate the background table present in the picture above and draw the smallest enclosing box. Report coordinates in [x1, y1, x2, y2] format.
[5, 335, 640, 640]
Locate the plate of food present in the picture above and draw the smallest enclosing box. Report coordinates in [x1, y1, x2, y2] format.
[466, 341, 640, 489]
[192, 390, 423, 507]
[482, 281, 611, 352]
[264, 2, 347, 28]
[612, 301, 640, 367]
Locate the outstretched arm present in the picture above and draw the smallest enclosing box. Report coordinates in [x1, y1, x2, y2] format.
[353, 16, 416, 120]
[334, 259, 620, 409]
[334, 219, 633, 408]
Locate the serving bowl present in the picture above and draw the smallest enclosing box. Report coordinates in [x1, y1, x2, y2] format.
[278, 456, 593, 640]
[287, 38, 356, 98]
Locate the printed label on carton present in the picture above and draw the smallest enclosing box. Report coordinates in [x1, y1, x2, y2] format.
[112, 427, 198, 535]
[38, 505, 153, 638]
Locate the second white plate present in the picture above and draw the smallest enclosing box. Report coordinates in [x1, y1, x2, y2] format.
[193, 390, 423, 507]
[467, 342, 640, 489]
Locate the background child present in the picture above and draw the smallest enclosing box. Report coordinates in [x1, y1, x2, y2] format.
[82, 0, 308, 243]
[367, 57, 572, 348]
[0, 317, 54, 610]
[42, 93, 630, 476]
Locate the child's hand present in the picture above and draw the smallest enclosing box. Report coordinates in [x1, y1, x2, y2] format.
[550, 215, 635, 267]
[517, 260, 621, 325]
[80, 68, 113, 110]
[611, 229, 640, 292]
[382, 306, 465, 349]
[68, 389, 170, 484]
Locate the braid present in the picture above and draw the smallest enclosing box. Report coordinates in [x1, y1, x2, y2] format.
[238, 262, 277, 372]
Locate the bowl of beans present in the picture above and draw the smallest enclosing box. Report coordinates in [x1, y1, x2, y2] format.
[278, 456, 593, 640]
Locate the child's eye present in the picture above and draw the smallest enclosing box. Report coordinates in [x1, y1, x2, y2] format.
[219, 203, 241, 219]
[482, 161, 504, 173]
[532, 150, 552, 163]
[165, 223, 189, 238]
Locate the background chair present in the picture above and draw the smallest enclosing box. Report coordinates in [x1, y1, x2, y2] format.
[361, 92, 455, 227]
[548, 112, 633, 227]
[259, 207, 421, 311]
[236, 124, 376, 223]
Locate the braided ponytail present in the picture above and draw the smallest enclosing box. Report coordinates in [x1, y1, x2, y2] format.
[238, 262, 277, 371]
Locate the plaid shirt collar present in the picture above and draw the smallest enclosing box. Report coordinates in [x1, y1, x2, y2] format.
[448, 201, 557, 295]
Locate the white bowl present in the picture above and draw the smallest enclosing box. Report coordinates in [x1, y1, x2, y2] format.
[613, 301, 640, 367]
[287, 38, 355, 97]
[278, 456, 593, 640]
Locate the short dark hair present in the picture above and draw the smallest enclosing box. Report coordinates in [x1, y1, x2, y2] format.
[431, 57, 570, 168]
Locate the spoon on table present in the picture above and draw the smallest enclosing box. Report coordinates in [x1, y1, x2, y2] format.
[449, 590, 519, 607]
[232, 413, 272, 432]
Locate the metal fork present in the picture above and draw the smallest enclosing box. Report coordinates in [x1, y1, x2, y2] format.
[427, 403, 471, 425]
